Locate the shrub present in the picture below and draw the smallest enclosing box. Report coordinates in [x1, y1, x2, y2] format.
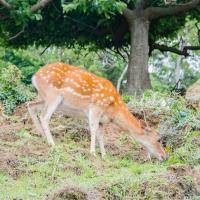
[0, 65, 35, 114]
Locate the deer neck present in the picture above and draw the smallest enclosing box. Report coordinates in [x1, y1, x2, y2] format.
[109, 105, 154, 146]
[113, 105, 144, 135]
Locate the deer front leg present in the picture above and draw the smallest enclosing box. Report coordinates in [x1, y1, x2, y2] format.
[97, 124, 106, 159]
[88, 106, 104, 157]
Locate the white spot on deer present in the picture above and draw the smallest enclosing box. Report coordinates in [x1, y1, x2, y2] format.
[73, 82, 80, 87]
[110, 96, 114, 101]
[98, 84, 104, 89]
[94, 88, 101, 92]
[64, 87, 74, 94]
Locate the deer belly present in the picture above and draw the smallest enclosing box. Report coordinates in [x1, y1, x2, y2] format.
[58, 95, 89, 118]
[58, 104, 86, 118]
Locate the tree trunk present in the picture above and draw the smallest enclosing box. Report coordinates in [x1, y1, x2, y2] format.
[127, 16, 151, 95]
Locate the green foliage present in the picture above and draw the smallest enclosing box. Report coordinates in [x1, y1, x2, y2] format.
[0, 0, 199, 50]
[63, 0, 126, 17]
[0, 65, 34, 114]
[0, 46, 43, 84]
[122, 95, 133, 103]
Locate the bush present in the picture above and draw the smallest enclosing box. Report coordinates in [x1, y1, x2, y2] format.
[0, 65, 35, 114]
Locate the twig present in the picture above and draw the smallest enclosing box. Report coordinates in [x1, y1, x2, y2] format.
[8, 27, 25, 41]
[40, 44, 51, 55]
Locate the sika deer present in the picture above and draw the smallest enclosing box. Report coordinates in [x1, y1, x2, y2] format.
[28, 63, 167, 161]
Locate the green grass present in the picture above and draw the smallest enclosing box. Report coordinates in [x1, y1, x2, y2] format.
[0, 131, 199, 199]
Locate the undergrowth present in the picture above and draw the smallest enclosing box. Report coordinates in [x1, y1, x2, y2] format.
[0, 65, 35, 114]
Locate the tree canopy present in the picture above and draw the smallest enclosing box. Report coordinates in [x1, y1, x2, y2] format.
[0, 0, 199, 50]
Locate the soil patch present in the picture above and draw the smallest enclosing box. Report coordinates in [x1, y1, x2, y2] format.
[167, 165, 200, 195]
[0, 132, 19, 142]
[0, 149, 20, 177]
[48, 186, 103, 200]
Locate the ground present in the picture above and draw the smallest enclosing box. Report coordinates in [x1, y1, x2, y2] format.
[0, 92, 199, 200]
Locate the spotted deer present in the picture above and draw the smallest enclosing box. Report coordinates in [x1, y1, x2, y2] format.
[28, 63, 167, 161]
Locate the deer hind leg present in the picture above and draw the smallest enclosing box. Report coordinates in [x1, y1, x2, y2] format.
[88, 106, 104, 156]
[40, 96, 63, 146]
[97, 124, 106, 159]
[27, 100, 45, 135]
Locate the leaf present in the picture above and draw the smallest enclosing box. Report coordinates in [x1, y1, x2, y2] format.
[62, 3, 79, 13]
[34, 14, 43, 21]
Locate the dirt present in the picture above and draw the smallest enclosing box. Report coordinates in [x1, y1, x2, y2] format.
[0, 149, 20, 177]
[167, 165, 200, 195]
[48, 185, 103, 200]
[0, 134, 49, 178]
[0, 132, 19, 142]
[48, 186, 87, 200]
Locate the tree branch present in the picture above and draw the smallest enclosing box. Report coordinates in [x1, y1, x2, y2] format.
[146, 0, 200, 20]
[183, 46, 200, 51]
[31, 0, 52, 13]
[151, 43, 200, 56]
[151, 43, 189, 57]
[8, 27, 25, 40]
[151, 43, 189, 56]
[0, 0, 52, 13]
[123, 7, 134, 24]
[0, 0, 12, 9]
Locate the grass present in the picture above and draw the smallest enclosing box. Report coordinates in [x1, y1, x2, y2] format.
[0, 91, 199, 199]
